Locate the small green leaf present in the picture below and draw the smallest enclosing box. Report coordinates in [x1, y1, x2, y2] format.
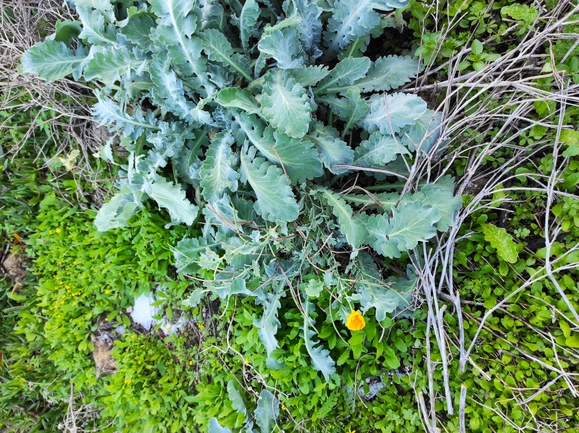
[383, 346, 400, 369]
[303, 279, 324, 298]
[481, 223, 519, 264]
[471, 39, 483, 56]
[565, 334, 579, 348]
[560, 320, 571, 339]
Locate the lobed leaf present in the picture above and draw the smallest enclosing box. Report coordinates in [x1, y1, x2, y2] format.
[208, 418, 232, 433]
[359, 92, 427, 135]
[254, 290, 283, 356]
[84, 45, 147, 86]
[349, 55, 421, 93]
[315, 56, 371, 95]
[94, 186, 142, 231]
[172, 237, 217, 274]
[363, 201, 440, 258]
[76, 5, 117, 45]
[201, 29, 252, 82]
[305, 122, 354, 174]
[261, 69, 312, 138]
[320, 188, 367, 249]
[200, 132, 239, 201]
[149, 0, 206, 79]
[239, 147, 299, 222]
[257, 27, 306, 69]
[323, 0, 407, 57]
[149, 56, 197, 122]
[227, 380, 247, 416]
[303, 301, 336, 382]
[93, 94, 158, 139]
[215, 88, 260, 114]
[238, 0, 261, 53]
[255, 389, 279, 433]
[149, 177, 199, 226]
[235, 113, 323, 183]
[353, 131, 410, 167]
[284, 0, 323, 57]
[321, 87, 369, 136]
[349, 253, 413, 320]
[289, 65, 330, 87]
[21, 40, 87, 83]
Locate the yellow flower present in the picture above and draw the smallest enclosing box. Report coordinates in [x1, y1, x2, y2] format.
[244, 358, 249, 364]
[346, 310, 365, 331]
[189, 361, 193, 366]
[55, 228, 62, 234]
[105, 290, 111, 294]
[197, 323, 205, 329]
[346, 429, 356, 433]
[281, 404, 286, 411]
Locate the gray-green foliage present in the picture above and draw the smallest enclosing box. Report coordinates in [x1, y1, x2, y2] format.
[22, 0, 461, 388]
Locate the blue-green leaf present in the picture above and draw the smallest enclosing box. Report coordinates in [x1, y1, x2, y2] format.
[320, 188, 367, 249]
[149, 177, 199, 226]
[75, 0, 115, 22]
[290, 65, 330, 87]
[21, 40, 87, 83]
[172, 237, 217, 274]
[76, 6, 117, 45]
[304, 301, 336, 382]
[359, 92, 427, 135]
[351, 55, 421, 93]
[93, 95, 158, 139]
[305, 122, 354, 174]
[363, 201, 440, 258]
[353, 131, 410, 166]
[257, 27, 306, 69]
[255, 389, 279, 433]
[120, 16, 156, 50]
[350, 257, 414, 320]
[201, 29, 252, 82]
[215, 88, 260, 114]
[238, 0, 261, 53]
[149, 0, 206, 79]
[401, 110, 443, 154]
[254, 290, 283, 355]
[413, 178, 461, 231]
[240, 147, 299, 222]
[84, 46, 146, 86]
[261, 69, 312, 138]
[200, 132, 239, 201]
[315, 57, 371, 95]
[208, 418, 232, 433]
[149, 56, 197, 122]
[227, 380, 247, 417]
[235, 113, 323, 183]
[323, 0, 407, 57]
[321, 87, 369, 136]
[94, 186, 142, 231]
[284, 0, 323, 56]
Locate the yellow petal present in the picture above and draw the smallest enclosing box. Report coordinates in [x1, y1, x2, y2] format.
[346, 310, 365, 331]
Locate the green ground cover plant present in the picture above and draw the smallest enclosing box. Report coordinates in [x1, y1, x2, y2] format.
[2, 0, 579, 432]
